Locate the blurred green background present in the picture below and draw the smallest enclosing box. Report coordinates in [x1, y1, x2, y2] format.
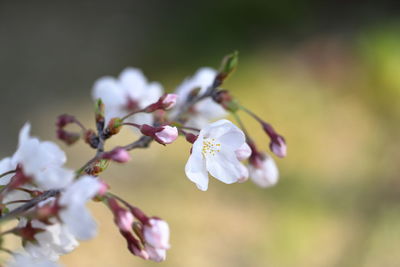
[1, 1, 400, 266]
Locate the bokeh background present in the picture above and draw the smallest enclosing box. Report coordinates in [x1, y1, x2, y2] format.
[1, 1, 400, 266]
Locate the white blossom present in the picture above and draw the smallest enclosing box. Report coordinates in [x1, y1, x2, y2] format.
[185, 119, 248, 191]
[171, 68, 226, 128]
[19, 218, 78, 262]
[11, 123, 74, 190]
[92, 67, 163, 126]
[249, 155, 279, 187]
[59, 176, 102, 240]
[6, 252, 61, 267]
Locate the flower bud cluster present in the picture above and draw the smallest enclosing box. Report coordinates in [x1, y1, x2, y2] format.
[107, 197, 170, 262]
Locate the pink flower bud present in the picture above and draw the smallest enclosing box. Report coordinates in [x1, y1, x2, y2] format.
[161, 94, 178, 110]
[117, 210, 134, 232]
[97, 179, 110, 196]
[103, 148, 131, 163]
[154, 126, 178, 145]
[270, 135, 287, 158]
[143, 218, 170, 250]
[56, 114, 76, 128]
[120, 230, 149, 260]
[108, 198, 134, 232]
[57, 129, 80, 145]
[249, 154, 279, 188]
[235, 142, 252, 161]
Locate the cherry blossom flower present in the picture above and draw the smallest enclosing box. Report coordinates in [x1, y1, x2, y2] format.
[171, 68, 227, 128]
[11, 123, 74, 190]
[249, 154, 279, 187]
[59, 176, 102, 240]
[6, 252, 61, 267]
[19, 218, 79, 261]
[92, 67, 163, 126]
[185, 119, 248, 191]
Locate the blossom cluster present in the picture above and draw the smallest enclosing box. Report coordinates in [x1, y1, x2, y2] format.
[0, 52, 286, 266]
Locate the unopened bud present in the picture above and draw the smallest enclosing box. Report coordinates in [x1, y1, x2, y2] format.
[261, 122, 287, 158]
[103, 147, 131, 163]
[249, 154, 279, 188]
[108, 198, 134, 232]
[143, 218, 170, 250]
[215, 51, 239, 86]
[84, 129, 99, 149]
[140, 125, 178, 145]
[57, 129, 80, 145]
[270, 135, 287, 158]
[97, 179, 110, 197]
[95, 99, 105, 129]
[160, 94, 178, 110]
[105, 118, 123, 137]
[154, 126, 178, 145]
[144, 94, 179, 113]
[56, 114, 76, 128]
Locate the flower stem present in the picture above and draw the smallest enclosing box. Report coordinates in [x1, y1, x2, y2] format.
[121, 109, 145, 121]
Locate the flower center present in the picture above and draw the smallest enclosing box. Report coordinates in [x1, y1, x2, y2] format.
[202, 138, 221, 157]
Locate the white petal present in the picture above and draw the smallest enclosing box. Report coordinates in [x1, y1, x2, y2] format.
[202, 119, 240, 140]
[218, 130, 245, 151]
[18, 123, 32, 146]
[205, 149, 242, 184]
[61, 206, 97, 240]
[185, 151, 209, 191]
[0, 157, 16, 185]
[59, 176, 101, 240]
[139, 82, 163, 107]
[194, 98, 227, 120]
[119, 67, 147, 99]
[6, 252, 61, 267]
[40, 142, 67, 166]
[35, 167, 74, 190]
[92, 76, 126, 108]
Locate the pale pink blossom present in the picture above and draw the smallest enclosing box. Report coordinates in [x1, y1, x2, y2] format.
[171, 68, 226, 128]
[185, 119, 248, 191]
[11, 123, 74, 190]
[59, 176, 102, 240]
[92, 68, 163, 126]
